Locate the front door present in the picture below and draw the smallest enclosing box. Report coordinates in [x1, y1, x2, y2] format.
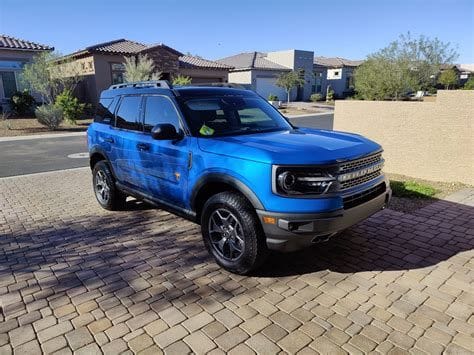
[137, 94, 190, 207]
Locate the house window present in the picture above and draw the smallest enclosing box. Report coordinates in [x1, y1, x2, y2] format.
[110, 63, 125, 84]
[0, 72, 17, 98]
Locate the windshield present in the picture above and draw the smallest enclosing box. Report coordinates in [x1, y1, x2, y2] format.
[179, 96, 293, 137]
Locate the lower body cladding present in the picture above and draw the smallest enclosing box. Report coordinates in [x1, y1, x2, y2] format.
[256, 183, 392, 252]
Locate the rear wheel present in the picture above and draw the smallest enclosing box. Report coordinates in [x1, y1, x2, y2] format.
[201, 191, 268, 274]
[92, 161, 126, 211]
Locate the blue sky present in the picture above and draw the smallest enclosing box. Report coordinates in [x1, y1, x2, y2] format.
[1, 0, 473, 62]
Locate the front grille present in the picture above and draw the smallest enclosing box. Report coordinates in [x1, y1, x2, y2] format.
[339, 170, 382, 189]
[343, 183, 386, 209]
[337, 153, 384, 190]
[339, 153, 382, 173]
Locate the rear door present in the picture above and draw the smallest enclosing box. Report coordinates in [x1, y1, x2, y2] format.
[137, 94, 190, 206]
[113, 95, 145, 188]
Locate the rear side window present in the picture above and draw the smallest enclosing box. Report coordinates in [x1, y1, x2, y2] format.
[143, 96, 181, 132]
[115, 96, 142, 131]
[94, 98, 116, 124]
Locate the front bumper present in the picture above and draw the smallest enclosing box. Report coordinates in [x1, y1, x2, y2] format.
[256, 186, 391, 252]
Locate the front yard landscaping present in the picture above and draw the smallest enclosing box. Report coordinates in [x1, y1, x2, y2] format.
[388, 173, 469, 212]
[0, 116, 91, 137]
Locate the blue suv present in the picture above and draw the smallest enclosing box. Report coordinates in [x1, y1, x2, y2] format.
[88, 80, 391, 274]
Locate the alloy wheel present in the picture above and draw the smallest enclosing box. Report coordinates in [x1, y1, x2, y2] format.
[208, 208, 245, 261]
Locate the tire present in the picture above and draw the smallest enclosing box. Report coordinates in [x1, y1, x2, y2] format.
[201, 191, 268, 274]
[92, 161, 126, 211]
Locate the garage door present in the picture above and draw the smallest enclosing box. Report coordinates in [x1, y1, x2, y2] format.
[255, 77, 286, 101]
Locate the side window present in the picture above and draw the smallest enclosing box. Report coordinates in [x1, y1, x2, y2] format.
[115, 96, 142, 131]
[143, 96, 181, 132]
[94, 98, 115, 124]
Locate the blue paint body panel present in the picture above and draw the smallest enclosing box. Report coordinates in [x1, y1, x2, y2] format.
[88, 85, 387, 216]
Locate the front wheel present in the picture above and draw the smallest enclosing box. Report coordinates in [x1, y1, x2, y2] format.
[92, 161, 126, 211]
[201, 192, 268, 275]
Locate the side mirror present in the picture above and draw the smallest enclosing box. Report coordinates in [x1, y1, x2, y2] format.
[151, 123, 183, 140]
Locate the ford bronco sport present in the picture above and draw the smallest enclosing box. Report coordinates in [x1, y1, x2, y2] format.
[88, 80, 391, 274]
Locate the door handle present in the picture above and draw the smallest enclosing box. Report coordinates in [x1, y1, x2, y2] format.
[103, 137, 114, 143]
[137, 143, 150, 151]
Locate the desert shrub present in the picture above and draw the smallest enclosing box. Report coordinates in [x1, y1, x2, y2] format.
[172, 75, 192, 86]
[310, 93, 323, 102]
[463, 77, 474, 90]
[326, 89, 334, 101]
[9, 90, 35, 116]
[54, 90, 86, 124]
[268, 94, 279, 101]
[35, 104, 63, 130]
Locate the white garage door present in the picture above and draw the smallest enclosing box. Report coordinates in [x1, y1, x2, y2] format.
[255, 77, 286, 101]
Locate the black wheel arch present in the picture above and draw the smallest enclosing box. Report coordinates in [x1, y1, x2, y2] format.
[191, 173, 264, 220]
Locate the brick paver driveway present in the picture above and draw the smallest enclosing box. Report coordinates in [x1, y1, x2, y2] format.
[1, 168, 473, 354]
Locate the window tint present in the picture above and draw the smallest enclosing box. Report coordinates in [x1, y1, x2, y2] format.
[115, 96, 142, 130]
[143, 96, 181, 132]
[94, 98, 115, 124]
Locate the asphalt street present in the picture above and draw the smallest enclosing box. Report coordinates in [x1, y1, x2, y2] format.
[0, 135, 88, 177]
[0, 113, 334, 177]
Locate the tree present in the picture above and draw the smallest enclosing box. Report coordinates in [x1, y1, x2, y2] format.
[123, 54, 162, 82]
[438, 69, 458, 89]
[276, 71, 305, 103]
[172, 75, 192, 86]
[463, 76, 474, 90]
[354, 33, 458, 100]
[20, 52, 81, 104]
[21, 52, 82, 104]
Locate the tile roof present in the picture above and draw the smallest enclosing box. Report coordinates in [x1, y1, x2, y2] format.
[179, 55, 232, 70]
[65, 39, 184, 59]
[86, 39, 147, 54]
[0, 34, 53, 51]
[314, 56, 364, 68]
[217, 52, 290, 71]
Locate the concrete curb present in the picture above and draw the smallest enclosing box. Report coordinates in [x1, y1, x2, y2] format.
[0, 166, 89, 180]
[0, 131, 86, 142]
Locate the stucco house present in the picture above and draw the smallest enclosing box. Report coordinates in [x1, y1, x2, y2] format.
[313, 57, 363, 98]
[55, 39, 232, 105]
[0, 35, 53, 106]
[217, 50, 314, 101]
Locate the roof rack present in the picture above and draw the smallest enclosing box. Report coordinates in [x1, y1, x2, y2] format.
[178, 83, 245, 89]
[109, 80, 172, 90]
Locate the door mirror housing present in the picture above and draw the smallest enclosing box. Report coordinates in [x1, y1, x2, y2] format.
[151, 124, 183, 140]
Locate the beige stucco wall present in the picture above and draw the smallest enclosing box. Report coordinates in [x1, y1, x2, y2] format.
[228, 71, 252, 85]
[334, 90, 474, 184]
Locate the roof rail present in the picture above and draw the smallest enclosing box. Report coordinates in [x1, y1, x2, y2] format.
[108, 80, 172, 90]
[177, 82, 245, 89]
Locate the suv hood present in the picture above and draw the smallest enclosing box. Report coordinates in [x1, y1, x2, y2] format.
[198, 128, 381, 165]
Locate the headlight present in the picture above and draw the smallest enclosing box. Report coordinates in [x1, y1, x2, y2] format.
[274, 166, 337, 195]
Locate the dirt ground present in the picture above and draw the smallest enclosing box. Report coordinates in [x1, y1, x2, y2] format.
[0, 117, 92, 137]
[387, 173, 469, 213]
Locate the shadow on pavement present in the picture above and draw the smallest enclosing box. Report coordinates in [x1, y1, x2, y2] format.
[0, 197, 472, 317]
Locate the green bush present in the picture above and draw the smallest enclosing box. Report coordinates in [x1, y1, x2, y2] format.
[268, 94, 279, 101]
[54, 90, 85, 124]
[172, 75, 192, 86]
[310, 93, 323, 102]
[35, 104, 63, 130]
[463, 77, 474, 90]
[326, 89, 334, 101]
[9, 90, 35, 116]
